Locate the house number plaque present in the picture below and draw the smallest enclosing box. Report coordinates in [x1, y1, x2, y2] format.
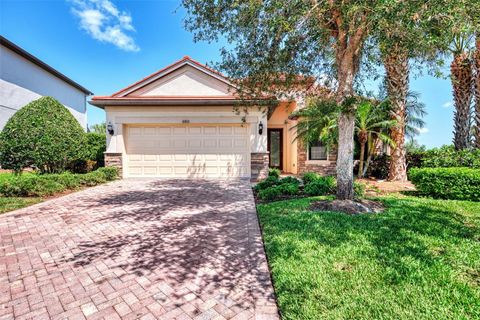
[182, 120, 190, 123]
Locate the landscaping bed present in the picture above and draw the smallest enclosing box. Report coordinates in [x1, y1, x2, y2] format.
[0, 167, 118, 213]
[253, 169, 365, 204]
[257, 196, 480, 319]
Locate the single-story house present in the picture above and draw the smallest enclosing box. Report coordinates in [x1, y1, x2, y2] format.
[0, 36, 92, 130]
[90, 56, 336, 180]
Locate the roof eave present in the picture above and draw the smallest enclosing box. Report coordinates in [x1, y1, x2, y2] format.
[88, 98, 277, 108]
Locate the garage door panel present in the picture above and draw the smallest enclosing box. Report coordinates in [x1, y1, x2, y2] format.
[203, 140, 217, 148]
[126, 124, 250, 178]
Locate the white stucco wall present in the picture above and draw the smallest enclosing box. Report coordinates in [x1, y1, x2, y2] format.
[0, 45, 88, 130]
[130, 65, 231, 97]
[104, 106, 268, 156]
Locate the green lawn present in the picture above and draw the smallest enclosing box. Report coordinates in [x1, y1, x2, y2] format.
[0, 197, 42, 214]
[257, 196, 480, 320]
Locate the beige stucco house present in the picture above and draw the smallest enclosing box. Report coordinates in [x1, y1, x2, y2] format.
[90, 56, 335, 180]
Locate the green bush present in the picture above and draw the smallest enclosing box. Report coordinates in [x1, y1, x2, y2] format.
[304, 176, 336, 196]
[258, 186, 282, 200]
[302, 172, 320, 184]
[420, 146, 480, 169]
[279, 176, 301, 185]
[354, 181, 366, 198]
[0, 175, 65, 197]
[96, 167, 119, 181]
[0, 97, 86, 173]
[254, 176, 280, 192]
[257, 182, 300, 201]
[51, 172, 81, 189]
[0, 168, 119, 197]
[72, 132, 106, 173]
[268, 168, 281, 178]
[409, 167, 480, 201]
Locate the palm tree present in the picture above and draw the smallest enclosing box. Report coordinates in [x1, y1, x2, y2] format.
[383, 44, 409, 181]
[293, 98, 396, 178]
[405, 91, 428, 141]
[292, 98, 339, 148]
[355, 101, 396, 178]
[451, 34, 474, 150]
[474, 34, 480, 148]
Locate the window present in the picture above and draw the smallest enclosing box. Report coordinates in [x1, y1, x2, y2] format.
[308, 141, 328, 160]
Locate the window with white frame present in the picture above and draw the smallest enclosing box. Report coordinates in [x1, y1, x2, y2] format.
[308, 141, 328, 160]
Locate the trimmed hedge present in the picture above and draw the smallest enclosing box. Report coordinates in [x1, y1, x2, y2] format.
[0, 97, 86, 173]
[72, 132, 107, 173]
[419, 146, 480, 169]
[0, 167, 119, 197]
[409, 167, 480, 201]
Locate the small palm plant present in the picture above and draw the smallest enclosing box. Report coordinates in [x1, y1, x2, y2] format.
[355, 101, 397, 177]
[293, 98, 397, 178]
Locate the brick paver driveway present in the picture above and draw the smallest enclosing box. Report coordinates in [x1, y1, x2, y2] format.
[0, 179, 279, 320]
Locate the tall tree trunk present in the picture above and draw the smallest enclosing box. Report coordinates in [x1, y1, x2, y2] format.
[332, 12, 367, 200]
[337, 112, 355, 199]
[474, 35, 480, 149]
[336, 66, 356, 200]
[384, 46, 409, 182]
[451, 51, 473, 150]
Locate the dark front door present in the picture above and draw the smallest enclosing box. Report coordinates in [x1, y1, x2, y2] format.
[267, 128, 283, 170]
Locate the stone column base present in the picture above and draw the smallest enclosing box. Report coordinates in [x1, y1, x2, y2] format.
[251, 152, 269, 181]
[104, 152, 123, 178]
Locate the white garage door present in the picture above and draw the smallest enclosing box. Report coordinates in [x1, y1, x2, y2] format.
[125, 124, 250, 178]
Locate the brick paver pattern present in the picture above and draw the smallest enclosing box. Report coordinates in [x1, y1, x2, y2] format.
[0, 179, 279, 320]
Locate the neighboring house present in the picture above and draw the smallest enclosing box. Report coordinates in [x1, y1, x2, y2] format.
[90, 56, 336, 180]
[0, 36, 92, 130]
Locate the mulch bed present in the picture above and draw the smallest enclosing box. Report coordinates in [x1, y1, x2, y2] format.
[309, 199, 384, 215]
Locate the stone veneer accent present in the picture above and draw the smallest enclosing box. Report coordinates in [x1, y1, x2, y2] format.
[251, 152, 269, 181]
[297, 142, 336, 176]
[104, 152, 123, 177]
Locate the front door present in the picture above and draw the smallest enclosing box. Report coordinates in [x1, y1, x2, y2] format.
[267, 128, 283, 170]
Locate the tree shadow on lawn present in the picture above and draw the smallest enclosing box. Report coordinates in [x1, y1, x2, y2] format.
[258, 197, 480, 285]
[64, 179, 274, 307]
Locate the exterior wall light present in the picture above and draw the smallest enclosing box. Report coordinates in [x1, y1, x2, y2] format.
[107, 122, 114, 135]
[258, 121, 264, 135]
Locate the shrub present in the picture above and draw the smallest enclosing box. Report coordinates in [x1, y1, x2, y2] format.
[78, 171, 108, 186]
[257, 182, 300, 201]
[354, 181, 366, 198]
[409, 167, 480, 201]
[0, 168, 118, 197]
[72, 133, 106, 173]
[364, 155, 390, 179]
[302, 172, 320, 184]
[257, 186, 282, 201]
[0, 175, 65, 197]
[279, 183, 300, 195]
[420, 146, 480, 169]
[268, 168, 281, 178]
[52, 172, 81, 189]
[0, 97, 86, 173]
[279, 176, 301, 185]
[96, 167, 119, 181]
[304, 176, 336, 196]
[254, 176, 280, 192]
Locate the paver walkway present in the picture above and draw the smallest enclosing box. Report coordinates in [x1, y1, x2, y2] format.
[0, 179, 279, 320]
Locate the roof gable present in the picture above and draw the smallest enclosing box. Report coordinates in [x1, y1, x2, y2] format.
[112, 56, 235, 98]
